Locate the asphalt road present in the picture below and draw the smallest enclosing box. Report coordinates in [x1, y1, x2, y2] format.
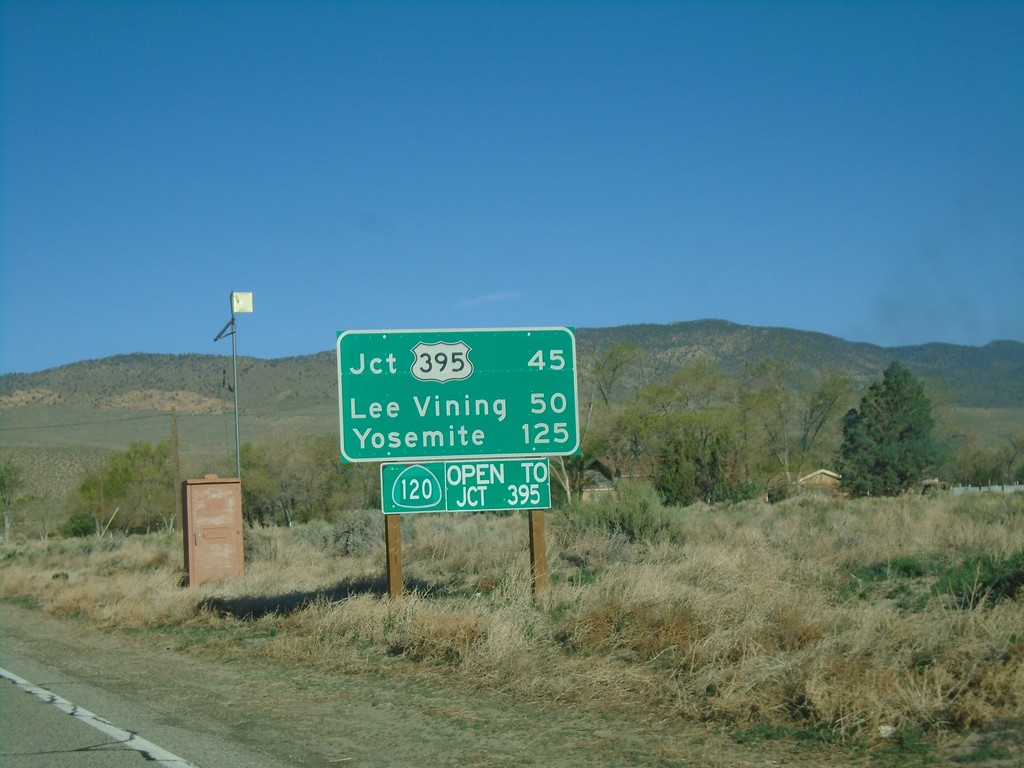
[0, 604, 296, 768]
[1, 668, 179, 767]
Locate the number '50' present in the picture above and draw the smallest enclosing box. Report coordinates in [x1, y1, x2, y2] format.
[530, 393, 568, 414]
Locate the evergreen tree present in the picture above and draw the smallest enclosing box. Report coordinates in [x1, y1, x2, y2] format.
[838, 362, 940, 496]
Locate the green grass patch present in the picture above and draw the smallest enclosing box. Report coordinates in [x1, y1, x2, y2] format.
[0, 594, 42, 611]
[951, 725, 1023, 764]
[840, 549, 1024, 610]
[870, 727, 936, 767]
[732, 722, 841, 746]
[935, 550, 1024, 607]
[839, 553, 942, 610]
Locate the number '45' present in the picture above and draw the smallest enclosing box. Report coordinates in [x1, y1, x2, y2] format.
[528, 349, 565, 371]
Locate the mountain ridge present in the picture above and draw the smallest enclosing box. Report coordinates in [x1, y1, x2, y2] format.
[3, 320, 1021, 500]
[3, 320, 1023, 410]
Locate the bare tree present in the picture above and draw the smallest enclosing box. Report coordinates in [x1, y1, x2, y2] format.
[998, 432, 1024, 489]
[584, 343, 644, 406]
[744, 348, 851, 484]
[0, 454, 25, 544]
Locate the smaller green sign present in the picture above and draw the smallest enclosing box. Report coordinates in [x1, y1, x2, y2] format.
[381, 458, 550, 514]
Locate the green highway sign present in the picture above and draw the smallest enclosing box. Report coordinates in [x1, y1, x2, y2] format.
[381, 458, 551, 514]
[337, 327, 579, 462]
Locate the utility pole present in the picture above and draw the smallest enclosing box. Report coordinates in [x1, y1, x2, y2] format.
[171, 407, 181, 531]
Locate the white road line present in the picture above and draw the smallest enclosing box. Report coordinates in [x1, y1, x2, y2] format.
[0, 665, 201, 767]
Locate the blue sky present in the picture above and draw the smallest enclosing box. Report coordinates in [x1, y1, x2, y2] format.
[2, 1, 1022, 375]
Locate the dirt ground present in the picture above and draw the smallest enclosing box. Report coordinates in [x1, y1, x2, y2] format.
[0, 602, 1017, 767]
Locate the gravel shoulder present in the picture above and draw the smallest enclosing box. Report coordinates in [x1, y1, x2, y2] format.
[0, 601, 945, 767]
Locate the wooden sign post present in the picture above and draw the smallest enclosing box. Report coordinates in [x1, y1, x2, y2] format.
[385, 514, 403, 599]
[529, 509, 548, 595]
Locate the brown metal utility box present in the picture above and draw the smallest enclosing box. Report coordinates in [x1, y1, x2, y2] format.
[181, 475, 244, 587]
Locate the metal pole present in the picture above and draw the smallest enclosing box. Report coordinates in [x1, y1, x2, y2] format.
[215, 292, 251, 480]
[231, 311, 241, 479]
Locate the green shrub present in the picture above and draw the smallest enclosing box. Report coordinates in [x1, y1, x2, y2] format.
[715, 479, 761, 504]
[292, 509, 382, 556]
[571, 480, 674, 542]
[60, 511, 96, 538]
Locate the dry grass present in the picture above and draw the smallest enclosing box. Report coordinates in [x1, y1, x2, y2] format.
[2, 493, 1022, 749]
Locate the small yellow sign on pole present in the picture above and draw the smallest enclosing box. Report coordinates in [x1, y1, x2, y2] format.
[231, 291, 254, 313]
